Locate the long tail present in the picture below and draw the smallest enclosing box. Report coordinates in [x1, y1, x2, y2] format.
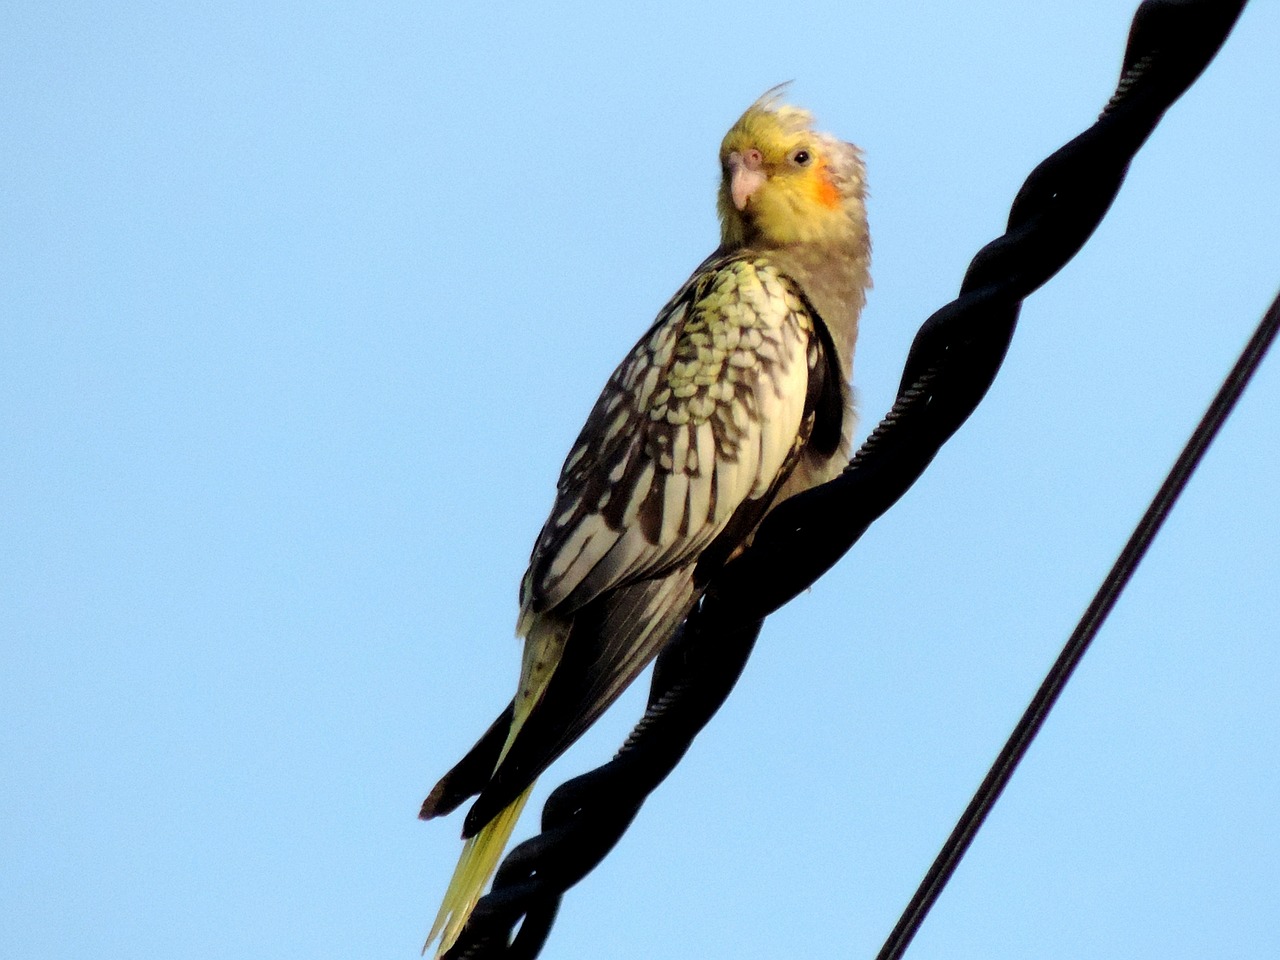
[424, 782, 534, 957]
[423, 614, 568, 957]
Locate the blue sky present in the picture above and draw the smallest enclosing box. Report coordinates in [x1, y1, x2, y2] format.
[4, 2, 1279, 958]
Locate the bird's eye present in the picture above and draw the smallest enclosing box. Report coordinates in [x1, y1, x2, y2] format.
[791, 149, 812, 166]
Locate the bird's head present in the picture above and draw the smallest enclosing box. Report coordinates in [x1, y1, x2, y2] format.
[716, 86, 866, 250]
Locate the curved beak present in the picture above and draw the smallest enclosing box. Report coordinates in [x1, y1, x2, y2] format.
[727, 150, 766, 211]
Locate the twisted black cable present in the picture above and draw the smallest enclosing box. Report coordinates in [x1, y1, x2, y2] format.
[442, 2, 1247, 956]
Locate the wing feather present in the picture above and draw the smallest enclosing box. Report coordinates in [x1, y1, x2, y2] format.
[520, 255, 824, 622]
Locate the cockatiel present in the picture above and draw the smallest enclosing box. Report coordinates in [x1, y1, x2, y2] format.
[421, 86, 870, 957]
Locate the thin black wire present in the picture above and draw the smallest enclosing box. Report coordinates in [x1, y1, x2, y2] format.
[436, 1, 1249, 955]
[875, 286, 1280, 960]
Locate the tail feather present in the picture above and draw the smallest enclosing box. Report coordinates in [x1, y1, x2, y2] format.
[464, 571, 699, 835]
[424, 783, 535, 958]
[420, 701, 515, 821]
[424, 615, 568, 956]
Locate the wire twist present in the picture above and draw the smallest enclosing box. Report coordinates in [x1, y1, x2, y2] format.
[441, 2, 1248, 955]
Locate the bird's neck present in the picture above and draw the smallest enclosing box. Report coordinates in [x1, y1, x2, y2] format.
[742, 234, 870, 378]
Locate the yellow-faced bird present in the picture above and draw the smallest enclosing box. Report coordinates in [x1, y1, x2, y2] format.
[421, 86, 871, 956]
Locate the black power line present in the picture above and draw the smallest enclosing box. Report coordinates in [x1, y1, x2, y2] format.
[437, 1, 1252, 956]
[876, 282, 1280, 960]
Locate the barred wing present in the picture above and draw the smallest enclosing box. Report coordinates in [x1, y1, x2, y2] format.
[520, 255, 830, 625]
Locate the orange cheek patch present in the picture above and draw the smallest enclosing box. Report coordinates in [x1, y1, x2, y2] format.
[811, 163, 841, 209]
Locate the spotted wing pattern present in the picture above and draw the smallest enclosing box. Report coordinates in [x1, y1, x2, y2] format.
[519, 254, 827, 627]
